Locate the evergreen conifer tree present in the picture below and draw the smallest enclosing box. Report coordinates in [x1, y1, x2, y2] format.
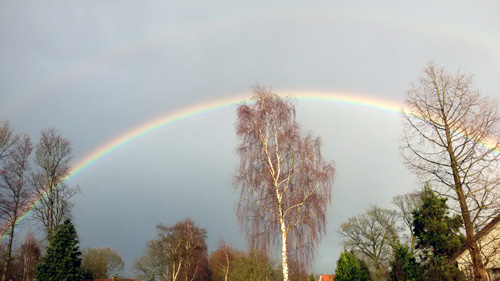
[335, 251, 371, 281]
[412, 185, 465, 257]
[35, 218, 82, 281]
[412, 185, 466, 280]
[390, 243, 424, 281]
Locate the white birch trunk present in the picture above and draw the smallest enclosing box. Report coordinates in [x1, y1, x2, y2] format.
[280, 217, 289, 281]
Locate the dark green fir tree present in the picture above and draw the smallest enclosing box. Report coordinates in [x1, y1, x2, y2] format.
[35, 218, 82, 281]
[390, 243, 424, 281]
[412, 184, 465, 257]
[412, 184, 466, 280]
[335, 251, 371, 281]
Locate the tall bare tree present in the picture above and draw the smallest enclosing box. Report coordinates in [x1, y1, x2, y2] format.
[0, 134, 34, 281]
[31, 128, 78, 242]
[401, 62, 500, 280]
[234, 87, 335, 281]
[392, 191, 422, 254]
[338, 205, 400, 280]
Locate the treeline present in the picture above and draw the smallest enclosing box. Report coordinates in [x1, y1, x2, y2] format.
[1, 61, 499, 281]
[0, 123, 81, 281]
[132, 217, 304, 281]
[0, 123, 126, 281]
[335, 184, 469, 281]
[332, 62, 500, 281]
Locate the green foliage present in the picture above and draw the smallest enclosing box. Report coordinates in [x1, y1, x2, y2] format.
[335, 251, 371, 281]
[411, 185, 467, 280]
[412, 185, 465, 257]
[423, 256, 466, 281]
[309, 272, 316, 281]
[35, 218, 82, 281]
[390, 244, 424, 281]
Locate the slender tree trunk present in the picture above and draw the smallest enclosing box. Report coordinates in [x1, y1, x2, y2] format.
[444, 123, 488, 281]
[2, 222, 16, 281]
[280, 215, 289, 281]
[48, 184, 54, 242]
[172, 260, 182, 281]
[224, 246, 229, 281]
[410, 234, 416, 255]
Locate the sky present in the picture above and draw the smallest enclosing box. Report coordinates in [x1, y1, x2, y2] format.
[1, 1, 499, 276]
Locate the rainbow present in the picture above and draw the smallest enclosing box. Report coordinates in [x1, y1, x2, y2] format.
[1, 91, 403, 241]
[66, 90, 402, 182]
[2, 90, 499, 241]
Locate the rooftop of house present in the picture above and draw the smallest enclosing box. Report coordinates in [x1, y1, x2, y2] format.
[319, 274, 335, 281]
[450, 216, 500, 261]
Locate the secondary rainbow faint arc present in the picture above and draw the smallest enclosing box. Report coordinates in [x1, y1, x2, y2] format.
[4, 8, 499, 116]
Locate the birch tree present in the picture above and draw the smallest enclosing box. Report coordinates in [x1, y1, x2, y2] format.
[0, 134, 34, 281]
[234, 87, 335, 281]
[401, 62, 500, 280]
[209, 241, 239, 281]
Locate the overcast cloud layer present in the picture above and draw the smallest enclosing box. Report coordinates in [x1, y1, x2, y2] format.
[1, 1, 499, 276]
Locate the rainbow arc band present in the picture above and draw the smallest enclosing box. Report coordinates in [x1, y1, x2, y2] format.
[1, 91, 498, 241]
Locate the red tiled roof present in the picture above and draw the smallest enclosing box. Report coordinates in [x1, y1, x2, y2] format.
[319, 274, 335, 281]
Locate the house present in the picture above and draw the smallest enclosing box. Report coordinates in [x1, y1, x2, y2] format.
[319, 274, 335, 281]
[451, 216, 500, 281]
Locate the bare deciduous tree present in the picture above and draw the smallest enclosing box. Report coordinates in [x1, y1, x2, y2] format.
[401, 62, 500, 280]
[133, 244, 163, 281]
[31, 128, 78, 242]
[392, 191, 422, 254]
[0, 134, 34, 281]
[234, 87, 335, 281]
[338, 205, 400, 280]
[134, 218, 208, 281]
